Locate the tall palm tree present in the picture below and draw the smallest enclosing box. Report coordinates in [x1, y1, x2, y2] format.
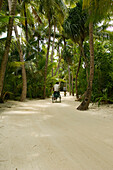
[39, 0, 53, 98]
[14, 26, 27, 101]
[0, 0, 17, 102]
[77, 18, 94, 110]
[77, 0, 112, 110]
[43, 18, 51, 98]
[63, 0, 89, 99]
[39, 0, 66, 98]
[8, 0, 27, 102]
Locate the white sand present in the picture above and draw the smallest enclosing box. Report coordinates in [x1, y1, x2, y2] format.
[0, 92, 113, 170]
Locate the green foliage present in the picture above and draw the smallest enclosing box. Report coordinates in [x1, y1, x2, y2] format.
[73, 38, 113, 105]
[63, 0, 88, 43]
[95, 92, 113, 107]
[77, 67, 87, 94]
[92, 40, 113, 104]
[83, 0, 112, 23]
[63, 45, 74, 64]
[0, 13, 9, 23]
[1, 0, 113, 107]
[0, 12, 8, 34]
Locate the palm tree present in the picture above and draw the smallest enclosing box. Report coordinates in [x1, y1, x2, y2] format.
[77, 20, 94, 110]
[7, 0, 27, 101]
[14, 0, 43, 101]
[0, 0, 17, 102]
[39, 0, 66, 98]
[14, 26, 27, 101]
[77, 0, 112, 110]
[18, 0, 31, 42]
[43, 18, 51, 98]
[19, 0, 41, 43]
[39, 0, 53, 98]
[63, 0, 89, 99]
[63, 43, 74, 95]
[54, 39, 63, 76]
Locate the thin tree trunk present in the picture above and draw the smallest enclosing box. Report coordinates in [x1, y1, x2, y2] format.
[75, 38, 88, 100]
[66, 80, 67, 92]
[75, 55, 81, 99]
[51, 23, 56, 77]
[77, 21, 94, 110]
[14, 25, 27, 101]
[76, 39, 88, 100]
[54, 57, 61, 76]
[43, 18, 51, 98]
[37, 35, 40, 54]
[24, 3, 28, 42]
[54, 45, 61, 76]
[80, 40, 89, 84]
[35, 35, 40, 67]
[0, 0, 17, 102]
[54, 37, 66, 76]
[68, 64, 71, 95]
[50, 23, 56, 93]
[72, 72, 74, 96]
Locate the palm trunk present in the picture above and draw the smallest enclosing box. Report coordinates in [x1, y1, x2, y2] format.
[0, 0, 17, 102]
[80, 39, 89, 84]
[8, 0, 27, 101]
[54, 37, 66, 76]
[35, 35, 40, 67]
[14, 25, 27, 101]
[68, 64, 71, 95]
[54, 45, 61, 76]
[37, 35, 40, 54]
[72, 72, 74, 96]
[50, 23, 56, 93]
[24, 3, 28, 42]
[43, 18, 51, 98]
[51, 23, 56, 77]
[75, 55, 81, 99]
[54, 57, 61, 76]
[77, 21, 94, 110]
[76, 39, 88, 100]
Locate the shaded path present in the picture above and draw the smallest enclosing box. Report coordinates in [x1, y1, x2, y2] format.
[0, 93, 113, 170]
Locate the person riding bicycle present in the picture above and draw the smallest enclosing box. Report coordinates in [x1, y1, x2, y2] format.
[52, 82, 61, 103]
[53, 82, 60, 97]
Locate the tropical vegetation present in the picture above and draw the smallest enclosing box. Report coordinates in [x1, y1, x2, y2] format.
[0, 0, 113, 110]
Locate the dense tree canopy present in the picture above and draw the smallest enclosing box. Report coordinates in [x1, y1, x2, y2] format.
[0, 0, 113, 109]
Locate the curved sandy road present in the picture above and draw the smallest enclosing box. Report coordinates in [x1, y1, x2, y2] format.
[0, 93, 113, 170]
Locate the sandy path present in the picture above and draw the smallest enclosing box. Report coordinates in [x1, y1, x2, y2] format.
[0, 93, 113, 170]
